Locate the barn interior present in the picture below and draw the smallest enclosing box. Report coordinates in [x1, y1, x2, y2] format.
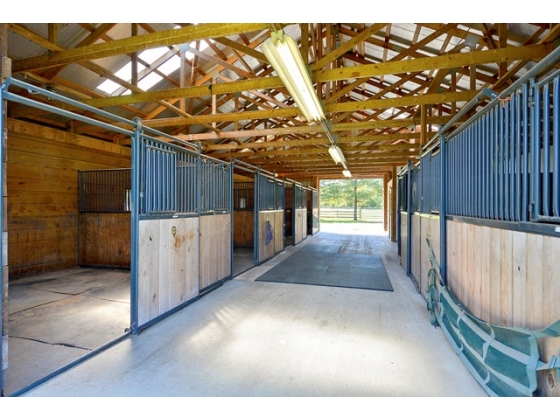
[0, 13, 559, 399]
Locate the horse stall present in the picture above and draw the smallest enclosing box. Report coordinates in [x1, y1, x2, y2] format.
[255, 171, 284, 264]
[290, 180, 308, 246]
[232, 172, 256, 276]
[0, 77, 236, 395]
[135, 139, 232, 329]
[307, 187, 319, 235]
[396, 52, 560, 397]
[5, 118, 132, 395]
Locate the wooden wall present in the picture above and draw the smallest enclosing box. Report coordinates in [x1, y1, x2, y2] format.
[138, 217, 199, 326]
[7, 119, 131, 278]
[258, 210, 283, 263]
[446, 220, 560, 397]
[400, 213, 440, 296]
[79, 213, 130, 267]
[399, 212, 407, 271]
[403, 214, 559, 396]
[233, 210, 253, 247]
[294, 208, 307, 245]
[200, 213, 231, 290]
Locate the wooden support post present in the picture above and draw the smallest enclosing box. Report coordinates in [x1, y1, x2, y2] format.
[383, 172, 389, 232]
[301, 24, 309, 66]
[391, 166, 397, 242]
[499, 23, 507, 79]
[48, 23, 58, 46]
[179, 43, 187, 112]
[131, 24, 138, 87]
[420, 104, 427, 146]
[0, 23, 9, 395]
[212, 79, 217, 130]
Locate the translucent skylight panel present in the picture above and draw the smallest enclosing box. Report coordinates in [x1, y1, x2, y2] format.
[158, 55, 181, 75]
[139, 46, 169, 64]
[97, 62, 146, 94]
[138, 72, 163, 91]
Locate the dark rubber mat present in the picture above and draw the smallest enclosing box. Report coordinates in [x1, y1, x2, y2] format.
[299, 244, 341, 254]
[256, 249, 393, 291]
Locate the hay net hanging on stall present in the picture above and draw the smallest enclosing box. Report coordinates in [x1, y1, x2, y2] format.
[425, 238, 560, 397]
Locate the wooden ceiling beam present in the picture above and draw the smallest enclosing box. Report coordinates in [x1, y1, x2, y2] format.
[312, 23, 388, 70]
[315, 44, 553, 83]
[12, 23, 269, 72]
[201, 132, 419, 150]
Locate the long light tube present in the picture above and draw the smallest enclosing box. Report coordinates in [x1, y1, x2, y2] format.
[342, 169, 352, 178]
[328, 146, 345, 165]
[261, 31, 325, 122]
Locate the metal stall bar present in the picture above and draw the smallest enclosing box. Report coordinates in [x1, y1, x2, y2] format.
[554, 77, 560, 218]
[0, 82, 5, 395]
[531, 78, 541, 222]
[130, 118, 142, 334]
[255, 167, 260, 265]
[406, 161, 412, 277]
[440, 132, 448, 285]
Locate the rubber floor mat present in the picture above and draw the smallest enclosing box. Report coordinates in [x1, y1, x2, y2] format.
[256, 249, 393, 291]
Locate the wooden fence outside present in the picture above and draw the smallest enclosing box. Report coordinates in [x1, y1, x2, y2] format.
[320, 208, 383, 222]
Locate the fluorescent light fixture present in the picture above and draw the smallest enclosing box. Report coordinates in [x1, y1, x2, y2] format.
[328, 146, 345, 165]
[342, 169, 352, 178]
[261, 30, 325, 122]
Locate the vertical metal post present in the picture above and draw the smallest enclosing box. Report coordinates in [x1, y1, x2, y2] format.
[396, 174, 401, 257]
[406, 161, 412, 277]
[130, 118, 141, 334]
[554, 78, 560, 218]
[543, 83, 551, 217]
[531, 78, 541, 221]
[440, 134, 448, 286]
[229, 163, 234, 279]
[254, 169, 260, 265]
[0, 25, 9, 395]
[522, 83, 530, 222]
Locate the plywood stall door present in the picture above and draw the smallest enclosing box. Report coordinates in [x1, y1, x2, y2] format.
[137, 218, 199, 327]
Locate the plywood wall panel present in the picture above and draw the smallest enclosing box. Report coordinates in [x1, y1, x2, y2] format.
[200, 214, 230, 290]
[258, 211, 275, 263]
[7, 120, 131, 277]
[233, 210, 253, 247]
[525, 234, 544, 330]
[479, 226, 492, 322]
[168, 218, 199, 308]
[399, 213, 407, 271]
[138, 220, 161, 326]
[138, 217, 199, 326]
[419, 216, 439, 299]
[79, 213, 130, 267]
[499, 229, 513, 327]
[274, 210, 284, 253]
[410, 214, 421, 287]
[488, 227, 502, 325]
[512, 231, 527, 328]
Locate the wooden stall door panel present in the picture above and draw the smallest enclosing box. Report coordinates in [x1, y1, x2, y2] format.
[274, 210, 283, 254]
[138, 220, 161, 326]
[200, 215, 219, 290]
[233, 211, 254, 247]
[158, 219, 172, 315]
[80, 213, 130, 267]
[400, 212, 408, 271]
[410, 214, 421, 289]
[168, 217, 199, 308]
[258, 211, 275, 263]
[219, 214, 232, 280]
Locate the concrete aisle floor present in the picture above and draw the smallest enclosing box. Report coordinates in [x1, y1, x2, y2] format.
[21, 223, 487, 398]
